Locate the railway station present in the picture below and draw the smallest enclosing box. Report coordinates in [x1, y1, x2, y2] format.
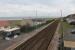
[0, 0, 75, 50]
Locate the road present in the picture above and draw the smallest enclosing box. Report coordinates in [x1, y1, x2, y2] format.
[0, 23, 49, 50]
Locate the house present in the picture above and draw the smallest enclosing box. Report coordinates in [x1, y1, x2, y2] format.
[64, 29, 75, 50]
[66, 14, 75, 25]
[32, 18, 46, 26]
[64, 14, 75, 50]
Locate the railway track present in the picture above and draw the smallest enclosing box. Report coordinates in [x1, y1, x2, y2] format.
[6, 20, 60, 50]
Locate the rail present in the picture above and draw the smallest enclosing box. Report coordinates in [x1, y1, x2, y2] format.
[5, 20, 60, 50]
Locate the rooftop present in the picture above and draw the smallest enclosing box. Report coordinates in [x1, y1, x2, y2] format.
[4, 27, 20, 32]
[64, 28, 75, 41]
[0, 20, 9, 27]
[64, 28, 75, 48]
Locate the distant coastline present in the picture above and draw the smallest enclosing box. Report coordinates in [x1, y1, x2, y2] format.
[0, 17, 52, 20]
[0, 17, 30, 20]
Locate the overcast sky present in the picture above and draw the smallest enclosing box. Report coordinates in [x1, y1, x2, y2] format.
[0, 0, 75, 18]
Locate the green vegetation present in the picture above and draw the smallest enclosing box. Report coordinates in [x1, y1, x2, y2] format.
[9, 20, 22, 27]
[62, 22, 71, 32]
[21, 19, 54, 33]
[59, 21, 71, 34]
[6, 19, 54, 33]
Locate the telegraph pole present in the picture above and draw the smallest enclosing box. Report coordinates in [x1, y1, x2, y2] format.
[60, 10, 64, 50]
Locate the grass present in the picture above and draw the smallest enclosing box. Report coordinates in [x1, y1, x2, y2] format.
[58, 21, 71, 35]
[62, 22, 71, 32]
